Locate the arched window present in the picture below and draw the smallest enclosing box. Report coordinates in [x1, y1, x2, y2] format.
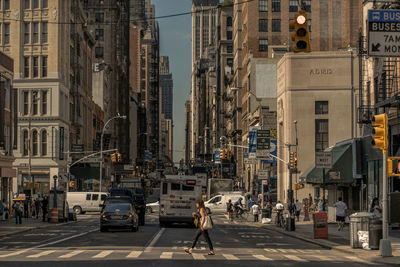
[32, 130, 38, 156]
[23, 130, 28, 156]
[227, 16, 232, 27]
[41, 130, 47, 156]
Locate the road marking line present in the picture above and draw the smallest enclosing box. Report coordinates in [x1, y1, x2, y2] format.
[92, 250, 113, 258]
[172, 246, 178, 250]
[126, 251, 142, 258]
[277, 249, 287, 253]
[35, 228, 99, 248]
[192, 253, 206, 260]
[264, 248, 277, 253]
[312, 255, 331, 261]
[27, 250, 56, 258]
[200, 246, 206, 250]
[284, 255, 309, 262]
[144, 228, 165, 253]
[223, 254, 239, 260]
[58, 250, 84, 258]
[0, 249, 32, 258]
[254, 254, 273, 261]
[345, 256, 373, 265]
[160, 252, 173, 259]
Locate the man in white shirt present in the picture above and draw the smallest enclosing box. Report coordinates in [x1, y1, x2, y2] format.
[333, 197, 347, 231]
[252, 203, 260, 222]
[295, 200, 302, 222]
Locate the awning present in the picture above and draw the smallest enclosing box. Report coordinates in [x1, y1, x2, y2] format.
[304, 142, 353, 184]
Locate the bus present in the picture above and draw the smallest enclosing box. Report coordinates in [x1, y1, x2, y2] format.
[159, 175, 202, 227]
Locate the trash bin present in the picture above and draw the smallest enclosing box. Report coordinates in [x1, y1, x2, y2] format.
[286, 214, 295, 231]
[349, 212, 373, 248]
[368, 217, 382, 250]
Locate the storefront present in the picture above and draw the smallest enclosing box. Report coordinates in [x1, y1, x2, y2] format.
[0, 167, 16, 206]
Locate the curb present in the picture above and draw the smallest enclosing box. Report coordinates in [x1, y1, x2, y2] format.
[0, 220, 79, 238]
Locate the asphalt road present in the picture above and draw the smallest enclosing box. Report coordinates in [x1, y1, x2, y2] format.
[0, 212, 386, 266]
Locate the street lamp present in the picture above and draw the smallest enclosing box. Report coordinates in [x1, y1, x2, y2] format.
[99, 114, 127, 192]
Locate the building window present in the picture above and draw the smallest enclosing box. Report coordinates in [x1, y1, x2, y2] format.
[272, 0, 280, 12]
[95, 47, 104, 58]
[41, 90, 47, 114]
[42, 56, 47, 77]
[32, 91, 38, 115]
[41, 130, 47, 155]
[33, 56, 39, 77]
[227, 58, 233, 67]
[272, 19, 281, 32]
[25, 0, 30, 9]
[95, 29, 104, 41]
[33, 22, 39, 43]
[227, 31, 232, 40]
[259, 19, 268, 32]
[259, 39, 268, 51]
[227, 45, 233, 53]
[4, 0, 10, 10]
[23, 91, 29, 115]
[289, 0, 298, 12]
[32, 130, 38, 156]
[4, 23, 10, 44]
[24, 22, 30, 44]
[315, 101, 328, 114]
[304, 0, 311, 12]
[41, 22, 48, 43]
[24, 57, 30, 77]
[315, 119, 329, 152]
[259, 0, 268, 12]
[95, 13, 104, 23]
[33, 0, 39, 8]
[227, 17, 232, 27]
[42, 0, 48, 8]
[23, 130, 28, 156]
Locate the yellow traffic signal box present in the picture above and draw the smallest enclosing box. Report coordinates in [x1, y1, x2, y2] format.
[289, 10, 311, 52]
[372, 114, 388, 154]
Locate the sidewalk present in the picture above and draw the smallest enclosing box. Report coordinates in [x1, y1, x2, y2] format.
[261, 218, 400, 266]
[0, 217, 76, 238]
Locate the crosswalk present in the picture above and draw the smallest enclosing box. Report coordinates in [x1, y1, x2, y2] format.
[0, 249, 375, 264]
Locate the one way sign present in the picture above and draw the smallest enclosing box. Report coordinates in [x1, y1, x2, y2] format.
[368, 9, 400, 57]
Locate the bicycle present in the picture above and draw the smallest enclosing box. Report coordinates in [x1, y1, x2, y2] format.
[234, 206, 250, 221]
[276, 210, 286, 229]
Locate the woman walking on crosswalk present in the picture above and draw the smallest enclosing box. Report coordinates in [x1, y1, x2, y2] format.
[185, 200, 215, 255]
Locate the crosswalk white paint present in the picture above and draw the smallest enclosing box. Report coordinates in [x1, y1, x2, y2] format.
[92, 250, 113, 258]
[222, 254, 239, 260]
[58, 250, 84, 258]
[284, 255, 309, 262]
[0, 249, 31, 258]
[126, 251, 142, 259]
[27, 250, 56, 258]
[312, 255, 331, 261]
[253, 254, 273, 261]
[160, 252, 173, 259]
[345, 256, 374, 265]
[192, 253, 206, 260]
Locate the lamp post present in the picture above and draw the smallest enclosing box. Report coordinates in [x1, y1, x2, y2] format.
[28, 93, 41, 197]
[53, 175, 58, 209]
[99, 114, 127, 192]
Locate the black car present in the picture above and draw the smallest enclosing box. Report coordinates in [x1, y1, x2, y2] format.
[109, 189, 146, 226]
[100, 203, 139, 232]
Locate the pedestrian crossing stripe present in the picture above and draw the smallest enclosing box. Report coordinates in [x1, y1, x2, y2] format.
[253, 255, 273, 261]
[92, 250, 113, 258]
[192, 253, 206, 260]
[284, 255, 309, 262]
[27, 250, 56, 258]
[126, 251, 142, 258]
[222, 254, 239, 260]
[58, 250, 84, 258]
[160, 252, 173, 259]
[264, 248, 320, 253]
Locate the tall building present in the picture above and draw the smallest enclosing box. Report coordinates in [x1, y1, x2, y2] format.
[159, 56, 173, 120]
[0, 52, 16, 206]
[184, 100, 192, 164]
[190, 0, 219, 161]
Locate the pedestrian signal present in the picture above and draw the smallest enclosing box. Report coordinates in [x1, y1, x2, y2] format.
[388, 157, 400, 177]
[289, 10, 311, 52]
[372, 113, 388, 153]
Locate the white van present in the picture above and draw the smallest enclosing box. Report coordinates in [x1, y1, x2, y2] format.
[67, 192, 108, 214]
[205, 193, 245, 214]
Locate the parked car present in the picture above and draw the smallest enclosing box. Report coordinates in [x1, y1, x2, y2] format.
[100, 203, 139, 232]
[205, 193, 245, 214]
[67, 192, 108, 214]
[146, 201, 159, 213]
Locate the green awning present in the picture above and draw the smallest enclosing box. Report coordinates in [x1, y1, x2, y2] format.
[304, 143, 353, 184]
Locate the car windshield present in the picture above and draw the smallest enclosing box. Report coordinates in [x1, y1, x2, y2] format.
[105, 197, 131, 204]
[105, 204, 130, 212]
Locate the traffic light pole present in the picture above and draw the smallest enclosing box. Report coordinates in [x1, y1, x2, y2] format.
[381, 151, 392, 257]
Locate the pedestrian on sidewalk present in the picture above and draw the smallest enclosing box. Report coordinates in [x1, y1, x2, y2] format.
[42, 197, 48, 222]
[23, 198, 29, 218]
[13, 201, 23, 224]
[185, 200, 215, 256]
[265, 201, 273, 218]
[252, 202, 260, 222]
[333, 197, 347, 231]
[370, 198, 382, 218]
[295, 199, 302, 222]
[34, 198, 40, 219]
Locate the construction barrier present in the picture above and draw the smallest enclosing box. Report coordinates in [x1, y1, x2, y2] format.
[49, 208, 58, 223]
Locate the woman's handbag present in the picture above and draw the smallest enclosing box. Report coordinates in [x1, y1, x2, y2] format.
[202, 212, 213, 230]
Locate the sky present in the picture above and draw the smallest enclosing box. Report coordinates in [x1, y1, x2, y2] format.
[152, 0, 193, 162]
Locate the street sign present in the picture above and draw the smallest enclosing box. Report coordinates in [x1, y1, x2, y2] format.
[214, 149, 221, 164]
[258, 170, 268, 178]
[123, 164, 135, 171]
[315, 152, 333, 169]
[368, 9, 400, 57]
[244, 158, 257, 164]
[263, 139, 277, 163]
[71, 144, 84, 152]
[248, 126, 259, 159]
[329, 171, 341, 180]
